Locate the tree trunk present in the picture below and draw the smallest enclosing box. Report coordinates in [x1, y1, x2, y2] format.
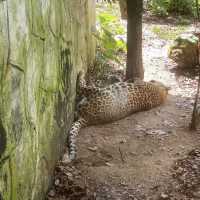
[126, 0, 144, 81]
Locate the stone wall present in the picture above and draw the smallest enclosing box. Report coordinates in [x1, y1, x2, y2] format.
[0, 0, 95, 199]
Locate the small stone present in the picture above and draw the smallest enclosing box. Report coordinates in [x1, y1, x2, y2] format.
[178, 145, 185, 149]
[155, 111, 161, 115]
[54, 179, 60, 186]
[168, 147, 173, 152]
[105, 162, 113, 167]
[128, 194, 135, 198]
[88, 146, 98, 152]
[120, 181, 127, 186]
[174, 152, 181, 156]
[65, 172, 73, 177]
[119, 138, 127, 143]
[48, 190, 55, 197]
[167, 130, 176, 135]
[192, 164, 198, 169]
[160, 193, 169, 199]
[65, 166, 73, 172]
[176, 166, 184, 174]
[135, 124, 145, 132]
[147, 129, 167, 135]
[62, 153, 71, 163]
[181, 114, 187, 118]
[129, 152, 137, 156]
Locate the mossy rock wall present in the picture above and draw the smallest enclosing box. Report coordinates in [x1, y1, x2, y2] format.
[0, 0, 95, 200]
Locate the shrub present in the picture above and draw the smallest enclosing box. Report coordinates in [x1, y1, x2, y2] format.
[147, 0, 199, 17]
[95, 3, 126, 64]
[168, 0, 194, 16]
[147, 0, 170, 16]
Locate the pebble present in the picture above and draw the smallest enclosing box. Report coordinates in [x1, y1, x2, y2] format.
[54, 179, 60, 186]
[119, 138, 127, 143]
[88, 146, 98, 152]
[62, 153, 71, 163]
[105, 162, 113, 167]
[160, 192, 169, 199]
[48, 190, 55, 197]
[66, 172, 73, 177]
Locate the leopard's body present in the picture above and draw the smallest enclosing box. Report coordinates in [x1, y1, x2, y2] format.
[66, 73, 169, 161]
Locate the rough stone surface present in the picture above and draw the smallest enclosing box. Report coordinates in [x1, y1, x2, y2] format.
[0, 0, 95, 200]
[169, 33, 199, 68]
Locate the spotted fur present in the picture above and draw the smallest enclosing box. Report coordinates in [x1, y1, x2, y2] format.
[77, 71, 101, 98]
[68, 74, 169, 160]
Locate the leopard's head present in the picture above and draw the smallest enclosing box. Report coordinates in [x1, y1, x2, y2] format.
[150, 80, 170, 102]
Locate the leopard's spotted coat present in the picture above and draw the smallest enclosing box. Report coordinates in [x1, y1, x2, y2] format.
[66, 72, 169, 161]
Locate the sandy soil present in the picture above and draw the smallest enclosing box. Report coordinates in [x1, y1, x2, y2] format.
[47, 16, 200, 200]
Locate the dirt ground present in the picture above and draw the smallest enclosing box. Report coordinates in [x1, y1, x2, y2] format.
[47, 16, 200, 200]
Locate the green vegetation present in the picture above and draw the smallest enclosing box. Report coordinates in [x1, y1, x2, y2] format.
[147, 0, 170, 16]
[95, 2, 126, 64]
[151, 25, 188, 40]
[147, 0, 200, 17]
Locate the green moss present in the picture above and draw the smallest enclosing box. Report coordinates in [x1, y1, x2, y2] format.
[0, 0, 95, 200]
[151, 25, 188, 40]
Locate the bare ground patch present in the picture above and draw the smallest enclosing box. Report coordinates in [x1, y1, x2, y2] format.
[47, 17, 200, 200]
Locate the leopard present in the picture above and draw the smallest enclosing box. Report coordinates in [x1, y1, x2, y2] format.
[63, 72, 170, 161]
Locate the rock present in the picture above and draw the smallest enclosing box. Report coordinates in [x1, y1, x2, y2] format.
[169, 33, 199, 68]
[54, 179, 60, 186]
[175, 166, 184, 174]
[88, 146, 98, 152]
[119, 138, 127, 144]
[65, 172, 73, 177]
[160, 192, 169, 199]
[147, 129, 167, 136]
[135, 124, 146, 132]
[62, 153, 72, 164]
[48, 190, 56, 197]
[105, 162, 114, 167]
